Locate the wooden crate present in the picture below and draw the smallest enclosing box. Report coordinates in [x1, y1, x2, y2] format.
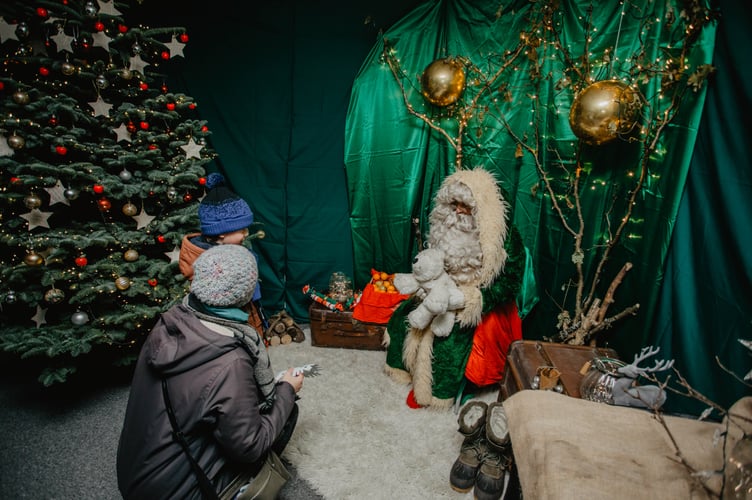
[308, 302, 385, 350]
[499, 340, 619, 400]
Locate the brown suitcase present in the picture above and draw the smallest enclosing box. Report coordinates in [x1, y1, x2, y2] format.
[308, 302, 385, 350]
[499, 340, 619, 400]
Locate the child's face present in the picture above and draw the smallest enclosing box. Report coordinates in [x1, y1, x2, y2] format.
[218, 228, 249, 245]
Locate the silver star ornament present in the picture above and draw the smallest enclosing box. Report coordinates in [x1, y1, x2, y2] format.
[20, 209, 53, 230]
[97, 0, 123, 16]
[45, 180, 70, 206]
[132, 208, 156, 230]
[181, 138, 204, 159]
[0, 17, 19, 43]
[164, 35, 185, 58]
[51, 28, 75, 53]
[32, 306, 48, 328]
[113, 123, 131, 143]
[89, 96, 113, 117]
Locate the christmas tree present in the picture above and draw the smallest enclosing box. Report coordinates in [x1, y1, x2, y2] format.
[0, 0, 214, 385]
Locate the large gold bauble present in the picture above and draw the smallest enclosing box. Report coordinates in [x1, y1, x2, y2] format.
[122, 202, 138, 216]
[420, 58, 466, 107]
[115, 276, 131, 291]
[24, 251, 45, 266]
[123, 249, 139, 262]
[568, 80, 642, 145]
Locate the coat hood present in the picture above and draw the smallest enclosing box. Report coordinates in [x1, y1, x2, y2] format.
[429, 167, 509, 288]
[144, 302, 239, 377]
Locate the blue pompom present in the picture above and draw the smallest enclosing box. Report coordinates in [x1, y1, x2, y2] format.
[205, 172, 226, 190]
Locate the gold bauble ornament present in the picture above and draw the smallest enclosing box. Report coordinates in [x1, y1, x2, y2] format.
[24, 193, 42, 209]
[7, 133, 25, 150]
[24, 251, 45, 266]
[122, 202, 138, 216]
[123, 249, 139, 262]
[115, 276, 131, 291]
[420, 57, 466, 107]
[568, 80, 642, 145]
[44, 288, 65, 304]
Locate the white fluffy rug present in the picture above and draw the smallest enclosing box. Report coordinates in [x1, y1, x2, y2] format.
[267, 326, 498, 499]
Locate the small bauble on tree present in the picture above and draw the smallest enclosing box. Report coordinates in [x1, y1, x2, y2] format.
[420, 57, 466, 107]
[568, 80, 642, 146]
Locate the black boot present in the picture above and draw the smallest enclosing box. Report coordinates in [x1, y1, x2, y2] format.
[474, 402, 514, 500]
[449, 401, 488, 493]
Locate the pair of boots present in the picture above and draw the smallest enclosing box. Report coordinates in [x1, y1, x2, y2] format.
[450, 401, 514, 500]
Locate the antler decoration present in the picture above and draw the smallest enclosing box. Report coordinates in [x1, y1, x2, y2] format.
[617, 345, 675, 379]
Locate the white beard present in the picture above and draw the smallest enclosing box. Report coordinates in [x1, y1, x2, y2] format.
[429, 208, 482, 286]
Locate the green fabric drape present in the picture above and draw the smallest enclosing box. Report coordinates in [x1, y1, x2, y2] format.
[146, 2, 418, 320]
[653, 0, 752, 413]
[345, 0, 733, 409]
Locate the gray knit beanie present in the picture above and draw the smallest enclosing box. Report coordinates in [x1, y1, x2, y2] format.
[191, 245, 258, 308]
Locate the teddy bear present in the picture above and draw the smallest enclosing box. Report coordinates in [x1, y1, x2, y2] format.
[392, 248, 464, 337]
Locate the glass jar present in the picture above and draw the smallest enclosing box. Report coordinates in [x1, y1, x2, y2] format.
[329, 272, 353, 304]
[579, 357, 626, 404]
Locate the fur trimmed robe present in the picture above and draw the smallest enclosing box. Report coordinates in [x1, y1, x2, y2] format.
[384, 168, 525, 409]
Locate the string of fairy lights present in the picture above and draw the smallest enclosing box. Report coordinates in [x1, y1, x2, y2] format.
[378, 0, 717, 343]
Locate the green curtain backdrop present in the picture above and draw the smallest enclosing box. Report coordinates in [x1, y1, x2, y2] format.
[135, 1, 420, 320]
[652, 0, 752, 414]
[345, 0, 748, 411]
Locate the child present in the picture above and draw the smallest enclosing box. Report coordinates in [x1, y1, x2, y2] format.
[179, 172, 268, 333]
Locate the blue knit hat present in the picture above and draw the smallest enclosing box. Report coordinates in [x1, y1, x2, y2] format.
[191, 245, 258, 307]
[199, 173, 254, 236]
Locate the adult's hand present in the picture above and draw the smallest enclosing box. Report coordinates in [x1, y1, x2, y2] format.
[279, 368, 304, 393]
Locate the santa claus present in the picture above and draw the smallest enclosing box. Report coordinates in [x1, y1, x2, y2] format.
[384, 168, 526, 409]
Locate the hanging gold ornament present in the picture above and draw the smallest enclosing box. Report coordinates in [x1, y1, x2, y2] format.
[115, 276, 131, 291]
[44, 288, 65, 304]
[568, 80, 642, 145]
[24, 251, 45, 266]
[420, 57, 466, 107]
[123, 249, 139, 262]
[24, 193, 42, 209]
[122, 202, 138, 216]
[7, 133, 25, 150]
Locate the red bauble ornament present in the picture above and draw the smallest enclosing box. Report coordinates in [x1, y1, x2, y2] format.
[148, 278, 158, 287]
[10, 177, 21, 184]
[39, 67, 50, 77]
[148, 144, 157, 150]
[156, 235, 167, 244]
[0, 82, 4, 91]
[201, 125, 208, 132]
[166, 102, 175, 111]
[183, 193, 193, 202]
[126, 121, 137, 133]
[92, 184, 104, 194]
[139, 82, 148, 91]
[36, 7, 48, 17]
[188, 103, 196, 110]
[161, 51, 170, 60]
[198, 177, 206, 186]
[49, 116, 57, 126]
[161, 84, 168, 93]
[118, 24, 128, 33]
[98, 198, 112, 211]
[179, 33, 189, 43]
[75, 256, 88, 267]
[139, 121, 149, 130]
[55, 145, 67, 155]
[94, 21, 105, 31]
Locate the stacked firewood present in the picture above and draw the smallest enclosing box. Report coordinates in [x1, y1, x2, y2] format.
[264, 310, 306, 346]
